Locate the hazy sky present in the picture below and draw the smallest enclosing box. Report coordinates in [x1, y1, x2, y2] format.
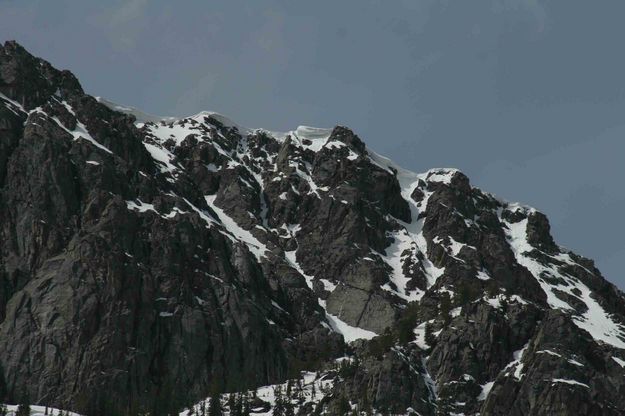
[1, 1, 624, 288]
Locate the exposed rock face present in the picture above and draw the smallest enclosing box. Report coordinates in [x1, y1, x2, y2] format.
[1, 41, 625, 416]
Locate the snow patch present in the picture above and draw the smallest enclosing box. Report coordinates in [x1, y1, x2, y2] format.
[45, 103, 113, 154]
[426, 168, 460, 184]
[205, 195, 267, 260]
[272, 125, 333, 152]
[323, 305, 378, 343]
[503, 342, 530, 380]
[143, 142, 178, 173]
[97, 97, 178, 124]
[284, 250, 376, 342]
[413, 321, 435, 350]
[476, 269, 492, 281]
[551, 378, 589, 388]
[3, 405, 82, 416]
[126, 199, 157, 214]
[369, 152, 446, 301]
[502, 210, 625, 349]
[612, 356, 625, 368]
[477, 381, 494, 401]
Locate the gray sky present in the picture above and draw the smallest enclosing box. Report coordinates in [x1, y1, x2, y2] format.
[2, 1, 624, 288]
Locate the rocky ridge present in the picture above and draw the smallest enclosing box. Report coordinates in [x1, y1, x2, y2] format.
[1, 41, 625, 415]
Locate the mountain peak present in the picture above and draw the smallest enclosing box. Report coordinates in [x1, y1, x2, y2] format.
[327, 125, 366, 153]
[1, 42, 624, 416]
[0, 40, 83, 110]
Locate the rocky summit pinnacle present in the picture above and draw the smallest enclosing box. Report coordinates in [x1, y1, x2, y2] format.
[1, 41, 624, 416]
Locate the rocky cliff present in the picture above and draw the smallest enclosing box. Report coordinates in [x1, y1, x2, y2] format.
[1, 41, 625, 416]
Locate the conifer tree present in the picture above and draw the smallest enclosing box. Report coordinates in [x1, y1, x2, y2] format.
[424, 322, 436, 348]
[232, 393, 243, 416]
[295, 378, 303, 402]
[285, 401, 295, 416]
[16, 396, 30, 416]
[208, 393, 223, 416]
[500, 296, 509, 315]
[440, 292, 452, 325]
[284, 381, 295, 416]
[273, 386, 285, 416]
[241, 393, 251, 416]
[360, 387, 372, 416]
[335, 395, 350, 415]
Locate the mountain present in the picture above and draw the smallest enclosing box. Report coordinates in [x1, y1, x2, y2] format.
[1, 40, 625, 416]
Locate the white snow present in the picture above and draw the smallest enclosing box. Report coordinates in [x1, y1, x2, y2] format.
[271, 300, 287, 313]
[551, 378, 589, 388]
[476, 269, 492, 281]
[323, 306, 378, 342]
[447, 236, 474, 258]
[568, 358, 584, 367]
[380, 228, 425, 302]
[71, 119, 114, 153]
[537, 349, 562, 358]
[162, 207, 189, 219]
[504, 215, 573, 310]
[612, 356, 625, 368]
[485, 295, 503, 310]
[179, 370, 335, 416]
[181, 197, 217, 226]
[509, 295, 529, 305]
[536, 350, 582, 366]
[503, 210, 625, 349]
[126, 200, 190, 222]
[319, 278, 337, 292]
[284, 250, 377, 342]
[503, 342, 530, 380]
[3, 405, 81, 416]
[205, 195, 267, 260]
[99, 97, 248, 136]
[143, 142, 178, 173]
[426, 168, 459, 184]
[413, 321, 434, 350]
[271, 125, 333, 152]
[126, 199, 157, 213]
[95, 97, 625, 374]
[284, 250, 314, 290]
[477, 381, 494, 401]
[41, 102, 114, 154]
[0, 92, 26, 116]
[97, 97, 178, 124]
[570, 283, 625, 349]
[367, 153, 446, 301]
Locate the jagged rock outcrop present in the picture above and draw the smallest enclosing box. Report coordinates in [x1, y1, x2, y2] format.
[1, 41, 625, 416]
